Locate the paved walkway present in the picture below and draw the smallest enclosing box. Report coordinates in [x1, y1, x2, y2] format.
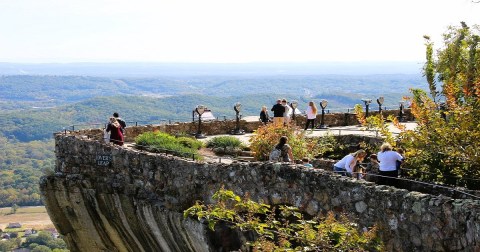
[127, 122, 417, 165]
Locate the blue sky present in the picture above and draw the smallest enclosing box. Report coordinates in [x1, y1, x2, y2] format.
[0, 0, 478, 63]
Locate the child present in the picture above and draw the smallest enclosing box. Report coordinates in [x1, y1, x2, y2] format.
[396, 148, 405, 176]
[302, 158, 313, 168]
[365, 154, 380, 182]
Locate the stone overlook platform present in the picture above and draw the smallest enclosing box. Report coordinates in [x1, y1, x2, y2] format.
[40, 111, 480, 252]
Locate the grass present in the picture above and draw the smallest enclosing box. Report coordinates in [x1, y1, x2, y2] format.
[135, 131, 203, 160]
[0, 206, 54, 230]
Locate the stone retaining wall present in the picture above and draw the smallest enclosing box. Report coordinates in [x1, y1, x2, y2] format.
[41, 134, 480, 251]
[67, 109, 412, 143]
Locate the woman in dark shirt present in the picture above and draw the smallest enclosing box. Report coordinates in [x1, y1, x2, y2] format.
[260, 106, 270, 124]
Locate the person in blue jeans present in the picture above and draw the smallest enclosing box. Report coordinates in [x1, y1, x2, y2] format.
[333, 150, 367, 177]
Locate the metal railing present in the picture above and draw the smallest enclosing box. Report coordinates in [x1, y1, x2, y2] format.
[63, 118, 189, 132]
[328, 169, 480, 200]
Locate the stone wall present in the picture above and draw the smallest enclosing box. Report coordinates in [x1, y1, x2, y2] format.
[41, 134, 480, 252]
[66, 109, 412, 143]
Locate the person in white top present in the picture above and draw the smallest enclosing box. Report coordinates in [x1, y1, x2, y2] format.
[304, 101, 317, 131]
[282, 99, 291, 125]
[377, 143, 403, 187]
[333, 150, 367, 177]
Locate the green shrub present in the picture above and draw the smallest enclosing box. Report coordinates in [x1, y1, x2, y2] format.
[206, 136, 243, 149]
[177, 136, 203, 149]
[185, 189, 383, 251]
[135, 131, 202, 160]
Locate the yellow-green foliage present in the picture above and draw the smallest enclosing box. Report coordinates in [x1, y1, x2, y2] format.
[354, 104, 400, 147]
[184, 188, 383, 251]
[249, 123, 336, 161]
[398, 23, 480, 189]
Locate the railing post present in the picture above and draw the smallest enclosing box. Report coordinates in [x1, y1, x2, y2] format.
[135, 122, 138, 126]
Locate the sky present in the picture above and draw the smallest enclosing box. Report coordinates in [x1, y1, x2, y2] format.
[0, 0, 478, 63]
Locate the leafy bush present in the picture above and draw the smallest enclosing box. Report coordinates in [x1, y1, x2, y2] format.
[184, 188, 383, 251]
[397, 23, 480, 189]
[0, 238, 21, 252]
[249, 123, 335, 161]
[309, 133, 337, 158]
[206, 136, 244, 149]
[177, 136, 203, 150]
[135, 131, 202, 160]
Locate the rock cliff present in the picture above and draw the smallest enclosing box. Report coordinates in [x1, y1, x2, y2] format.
[41, 133, 480, 252]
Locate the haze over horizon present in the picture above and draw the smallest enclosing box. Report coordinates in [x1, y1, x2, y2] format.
[0, 61, 424, 76]
[0, 0, 479, 64]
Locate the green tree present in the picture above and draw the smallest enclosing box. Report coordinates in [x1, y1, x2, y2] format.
[0, 238, 21, 251]
[184, 188, 382, 251]
[32, 245, 53, 252]
[25, 232, 55, 247]
[399, 23, 480, 189]
[423, 35, 438, 103]
[10, 203, 19, 214]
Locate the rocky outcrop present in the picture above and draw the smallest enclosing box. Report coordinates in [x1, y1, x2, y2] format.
[41, 132, 480, 252]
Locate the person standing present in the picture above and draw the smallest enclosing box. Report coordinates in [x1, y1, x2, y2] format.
[377, 143, 403, 187]
[271, 99, 285, 126]
[282, 99, 291, 126]
[259, 106, 270, 124]
[106, 117, 124, 146]
[113, 112, 127, 134]
[304, 101, 317, 131]
[333, 150, 367, 177]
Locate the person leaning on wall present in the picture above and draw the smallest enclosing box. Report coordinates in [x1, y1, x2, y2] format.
[333, 149, 367, 177]
[377, 143, 403, 187]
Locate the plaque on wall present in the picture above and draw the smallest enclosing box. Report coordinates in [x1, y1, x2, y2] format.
[96, 154, 112, 166]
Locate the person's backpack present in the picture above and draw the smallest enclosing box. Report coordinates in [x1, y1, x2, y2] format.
[269, 147, 282, 162]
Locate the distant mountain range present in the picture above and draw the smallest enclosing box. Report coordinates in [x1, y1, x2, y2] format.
[0, 72, 428, 141]
[0, 62, 423, 76]
[0, 74, 426, 108]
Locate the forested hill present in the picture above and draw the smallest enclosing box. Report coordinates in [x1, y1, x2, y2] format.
[1, 93, 375, 142]
[0, 72, 428, 207]
[0, 74, 426, 110]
